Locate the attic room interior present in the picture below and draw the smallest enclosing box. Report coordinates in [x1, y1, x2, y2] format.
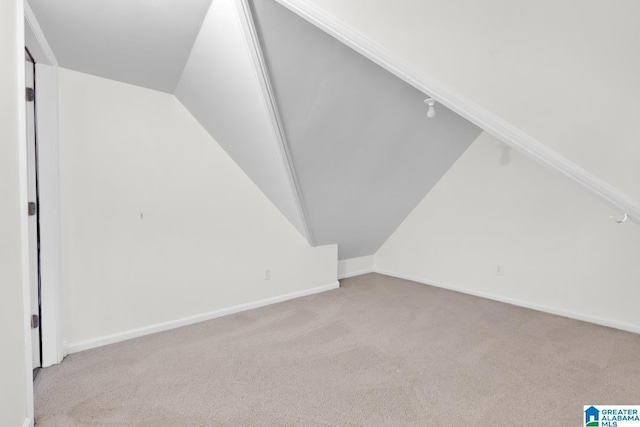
[2, 0, 640, 425]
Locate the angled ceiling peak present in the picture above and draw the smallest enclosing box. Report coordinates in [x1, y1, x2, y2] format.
[174, 0, 313, 241]
[30, 0, 637, 260]
[28, 0, 214, 92]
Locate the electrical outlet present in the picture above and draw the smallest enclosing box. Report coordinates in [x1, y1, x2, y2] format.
[496, 264, 504, 276]
[264, 269, 271, 280]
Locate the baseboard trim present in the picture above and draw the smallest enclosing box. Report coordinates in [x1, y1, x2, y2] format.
[375, 269, 640, 335]
[338, 268, 374, 280]
[65, 281, 340, 354]
[23, 418, 33, 427]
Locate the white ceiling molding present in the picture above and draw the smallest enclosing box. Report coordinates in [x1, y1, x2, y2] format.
[175, 0, 313, 240]
[232, 0, 316, 245]
[24, 0, 57, 66]
[272, 0, 640, 225]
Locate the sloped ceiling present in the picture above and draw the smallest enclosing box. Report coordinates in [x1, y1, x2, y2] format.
[30, 0, 483, 258]
[174, 0, 309, 238]
[28, 0, 213, 93]
[275, 0, 640, 205]
[250, 0, 481, 258]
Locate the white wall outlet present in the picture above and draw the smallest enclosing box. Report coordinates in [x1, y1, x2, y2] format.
[496, 264, 504, 276]
[264, 269, 271, 280]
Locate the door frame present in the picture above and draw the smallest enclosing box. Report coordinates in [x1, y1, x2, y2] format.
[24, 46, 41, 373]
[24, 0, 63, 368]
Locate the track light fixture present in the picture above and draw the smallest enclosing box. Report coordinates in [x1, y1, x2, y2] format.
[424, 98, 436, 118]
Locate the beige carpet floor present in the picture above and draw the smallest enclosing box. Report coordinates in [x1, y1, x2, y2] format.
[35, 273, 640, 426]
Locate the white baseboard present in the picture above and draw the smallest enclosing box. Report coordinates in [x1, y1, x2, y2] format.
[338, 268, 374, 280]
[65, 281, 339, 354]
[375, 269, 640, 335]
[23, 418, 33, 427]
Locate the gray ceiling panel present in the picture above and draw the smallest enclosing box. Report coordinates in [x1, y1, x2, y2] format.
[29, 0, 213, 93]
[251, 0, 482, 259]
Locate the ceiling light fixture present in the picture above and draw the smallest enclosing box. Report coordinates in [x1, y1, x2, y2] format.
[424, 98, 436, 118]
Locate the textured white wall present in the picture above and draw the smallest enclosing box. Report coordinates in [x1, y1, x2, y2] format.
[376, 132, 640, 330]
[175, 0, 308, 239]
[0, 0, 32, 425]
[292, 0, 640, 201]
[59, 68, 337, 346]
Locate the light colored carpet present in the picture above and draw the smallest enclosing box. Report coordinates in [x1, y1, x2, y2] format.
[35, 273, 640, 426]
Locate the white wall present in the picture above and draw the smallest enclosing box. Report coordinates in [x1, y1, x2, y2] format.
[376, 132, 640, 331]
[0, 0, 32, 425]
[338, 256, 374, 279]
[175, 0, 309, 240]
[59, 68, 337, 348]
[290, 0, 640, 202]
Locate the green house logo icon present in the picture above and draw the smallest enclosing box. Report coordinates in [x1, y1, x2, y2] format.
[585, 406, 599, 427]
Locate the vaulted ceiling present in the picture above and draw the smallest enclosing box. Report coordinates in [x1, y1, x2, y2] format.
[28, 0, 213, 92]
[29, 0, 483, 259]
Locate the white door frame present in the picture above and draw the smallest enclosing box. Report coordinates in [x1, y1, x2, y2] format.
[24, 0, 63, 368]
[25, 49, 40, 371]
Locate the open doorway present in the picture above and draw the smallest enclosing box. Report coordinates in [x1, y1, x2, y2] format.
[25, 47, 43, 377]
[24, 2, 64, 371]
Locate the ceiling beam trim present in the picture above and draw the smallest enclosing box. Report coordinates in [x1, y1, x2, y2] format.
[232, 0, 318, 245]
[271, 0, 640, 225]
